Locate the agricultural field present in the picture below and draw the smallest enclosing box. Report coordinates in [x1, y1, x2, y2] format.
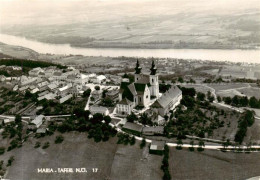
[2, 1, 260, 49]
[237, 87, 260, 98]
[208, 83, 250, 92]
[0, 42, 39, 60]
[181, 84, 212, 94]
[208, 84, 259, 98]
[1, 132, 163, 180]
[169, 148, 260, 180]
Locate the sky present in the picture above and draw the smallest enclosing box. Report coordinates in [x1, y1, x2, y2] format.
[0, 0, 259, 26]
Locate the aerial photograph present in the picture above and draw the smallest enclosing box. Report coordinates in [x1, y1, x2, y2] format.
[0, 0, 260, 179]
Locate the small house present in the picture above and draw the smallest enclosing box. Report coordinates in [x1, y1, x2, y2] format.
[122, 122, 143, 136]
[89, 106, 109, 116]
[142, 126, 164, 136]
[149, 140, 165, 155]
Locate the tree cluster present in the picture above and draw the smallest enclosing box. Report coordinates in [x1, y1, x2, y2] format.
[117, 133, 135, 145]
[235, 110, 255, 144]
[161, 145, 171, 180]
[222, 96, 260, 109]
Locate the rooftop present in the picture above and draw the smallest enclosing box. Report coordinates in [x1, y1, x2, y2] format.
[123, 122, 143, 132]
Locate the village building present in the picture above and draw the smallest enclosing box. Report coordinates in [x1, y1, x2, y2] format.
[105, 88, 119, 101]
[117, 60, 159, 116]
[92, 75, 106, 84]
[142, 126, 164, 136]
[122, 122, 143, 136]
[30, 115, 45, 129]
[91, 90, 102, 100]
[89, 106, 109, 116]
[58, 83, 73, 96]
[59, 94, 73, 104]
[0, 75, 6, 82]
[149, 140, 165, 155]
[28, 67, 44, 77]
[36, 128, 47, 134]
[47, 83, 58, 91]
[116, 98, 134, 116]
[4, 118, 15, 124]
[151, 86, 182, 116]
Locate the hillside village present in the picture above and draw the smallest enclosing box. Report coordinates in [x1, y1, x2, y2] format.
[0, 59, 184, 137]
[0, 57, 260, 180]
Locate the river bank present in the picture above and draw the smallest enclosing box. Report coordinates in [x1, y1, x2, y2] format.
[1, 33, 260, 63]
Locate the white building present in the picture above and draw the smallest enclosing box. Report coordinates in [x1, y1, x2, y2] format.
[116, 98, 134, 116]
[151, 86, 182, 116]
[117, 60, 159, 115]
[31, 115, 45, 128]
[28, 67, 44, 77]
[59, 94, 73, 104]
[93, 75, 106, 84]
[58, 83, 73, 96]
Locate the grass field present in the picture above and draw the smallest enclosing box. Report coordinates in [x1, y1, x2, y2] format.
[182, 84, 212, 94]
[208, 83, 250, 92]
[2, 131, 162, 180]
[169, 148, 260, 180]
[237, 87, 260, 98]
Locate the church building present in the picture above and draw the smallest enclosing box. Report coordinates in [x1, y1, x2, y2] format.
[116, 60, 182, 117]
[116, 60, 159, 116]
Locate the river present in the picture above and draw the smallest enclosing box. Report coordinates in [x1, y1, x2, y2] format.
[0, 33, 260, 63]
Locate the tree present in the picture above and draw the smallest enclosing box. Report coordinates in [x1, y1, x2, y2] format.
[197, 92, 205, 101]
[245, 110, 255, 127]
[0, 147, 5, 155]
[24, 90, 32, 99]
[223, 97, 232, 105]
[94, 86, 100, 91]
[178, 77, 184, 83]
[126, 112, 138, 123]
[189, 140, 194, 151]
[249, 96, 260, 108]
[42, 142, 50, 149]
[7, 156, 14, 167]
[101, 97, 113, 107]
[139, 113, 153, 126]
[217, 96, 222, 102]
[55, 135, 64, 144]
[102, 89, 108, 98]
[208, 96, 215, 103]
[180, 95, 195, 108]
[34, 142, 41, 148]
[179, 87, 196, 97]
[130, 136, 136, 145]
[197, 140, 205, 151]
[140, 138, 146, 149]
[91, 113, 104, 124]
[82, 89, 91, 98]
[104, 115, 112, 124]
[15, 114, 22, 124]
[207, 91, 211, 98]
[163, 169, 171, 180]
[73, 107, 85, 118]
[176, 139, 183, 150]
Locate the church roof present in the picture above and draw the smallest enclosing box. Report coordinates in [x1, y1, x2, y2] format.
[135, 74, 150, 84]
[120, 82, 134, 101]
[118, 98, 133, 105]
[128, 83, 137, 96]
[152, 86, 182, 109]
[134, 83, 146, 93]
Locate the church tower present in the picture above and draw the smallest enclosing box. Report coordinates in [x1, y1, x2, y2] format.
[134, 59, 142, 82]
[149, 60, 159, 98]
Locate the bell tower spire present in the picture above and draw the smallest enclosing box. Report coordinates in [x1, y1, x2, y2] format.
[135, 59, 142, 74]
[150, 60, 157, 75]
[149, 60, 159, 98]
